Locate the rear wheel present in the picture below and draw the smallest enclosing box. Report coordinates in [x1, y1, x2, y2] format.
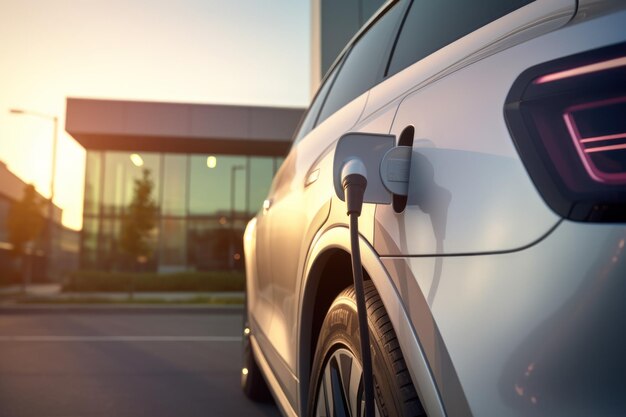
[308, 281, 425, 417]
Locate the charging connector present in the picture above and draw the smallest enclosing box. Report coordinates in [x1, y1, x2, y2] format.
[341, 159, 368, 216]
[341, 158, 375, 417]
[334, 134, 412, 416]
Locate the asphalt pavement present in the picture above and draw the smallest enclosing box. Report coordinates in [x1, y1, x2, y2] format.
[0, 308, 281, 417]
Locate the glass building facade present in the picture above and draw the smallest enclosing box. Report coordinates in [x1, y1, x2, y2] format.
[82, 151, 282, 272]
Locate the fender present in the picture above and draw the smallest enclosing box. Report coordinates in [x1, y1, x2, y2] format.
[297, 224, 446, 417]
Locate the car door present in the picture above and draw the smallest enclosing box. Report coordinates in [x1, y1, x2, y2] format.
[256, 80, 369, 413]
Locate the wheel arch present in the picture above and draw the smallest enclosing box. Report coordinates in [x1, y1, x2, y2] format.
[296, 225, 446, 417]
[298, 246, 358, 415]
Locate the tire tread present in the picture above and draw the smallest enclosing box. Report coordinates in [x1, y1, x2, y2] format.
[356, 281, 425, 416]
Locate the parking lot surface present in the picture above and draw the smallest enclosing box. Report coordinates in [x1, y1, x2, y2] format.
[0, 308, 280, 417]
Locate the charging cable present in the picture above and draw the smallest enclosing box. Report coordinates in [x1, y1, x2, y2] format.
[341, 159, 375, 417]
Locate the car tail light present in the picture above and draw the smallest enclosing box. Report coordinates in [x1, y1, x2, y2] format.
[505, 42, 626, 222]
[563, 97, 626, 185]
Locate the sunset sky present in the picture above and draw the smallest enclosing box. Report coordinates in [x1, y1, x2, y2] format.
[0, 0, 310, 230]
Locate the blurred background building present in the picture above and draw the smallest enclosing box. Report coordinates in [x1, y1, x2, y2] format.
[65, 98, 302, 273]
[0, 161, 79, 281]
[1, 0, 387, 280]
[66, 0, 387, 276]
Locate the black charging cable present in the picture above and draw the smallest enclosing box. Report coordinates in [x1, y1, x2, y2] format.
[342, 161, 375, 417]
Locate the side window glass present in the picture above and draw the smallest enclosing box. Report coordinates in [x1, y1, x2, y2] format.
[316, 3, 405, 125]
[293, 62, 341, 143]
[388, 0, 533, 76]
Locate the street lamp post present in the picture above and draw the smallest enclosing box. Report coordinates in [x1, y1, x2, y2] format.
[9, 108, 59, 280]
[230, 165, 245, 269]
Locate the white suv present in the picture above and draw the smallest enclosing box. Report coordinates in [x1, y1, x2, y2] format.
[242, 1, 626, 416]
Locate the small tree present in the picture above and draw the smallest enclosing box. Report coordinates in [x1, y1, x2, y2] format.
[6, 184, 44, 289]
[119, 169, 158, 300]
[120, 169, 158, 270]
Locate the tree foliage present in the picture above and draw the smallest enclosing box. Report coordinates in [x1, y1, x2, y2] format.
[6, 184, 44, 258]
[120, 169, 158, 265]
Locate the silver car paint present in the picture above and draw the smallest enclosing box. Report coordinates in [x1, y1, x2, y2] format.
[384, 220, 626, 417]
[374, 4, 626, 257]
[375, 8, 626, 416]
[359, 0, 576, 123]
[370, 0, 585, 256]
[245, 1, 626, 416]
[251, 91, 370, 412]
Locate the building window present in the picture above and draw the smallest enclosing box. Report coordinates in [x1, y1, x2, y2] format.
[188, 155, 246, 216]
[80, 216, 99, 269]
[162, 154, 188, 217]
[159, 219, 187, 271]
[84, 151, 102, 216]
[102, 152, 161, 217]
[82, 151, 279, 273]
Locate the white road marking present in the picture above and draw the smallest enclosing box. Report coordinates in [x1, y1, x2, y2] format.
[0, 335, 242, 342]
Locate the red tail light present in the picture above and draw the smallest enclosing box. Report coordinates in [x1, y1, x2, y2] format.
[563, 97, 626, 185]
[505, 43, 626, 222]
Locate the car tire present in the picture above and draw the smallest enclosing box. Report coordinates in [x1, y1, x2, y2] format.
[241, 312, 272, 402]
[308, 281, 425, 417]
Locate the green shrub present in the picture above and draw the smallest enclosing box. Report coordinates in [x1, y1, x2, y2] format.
[63, 270, 245, 292]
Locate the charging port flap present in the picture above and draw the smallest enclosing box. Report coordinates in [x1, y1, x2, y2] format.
[333, 132, 412, 203]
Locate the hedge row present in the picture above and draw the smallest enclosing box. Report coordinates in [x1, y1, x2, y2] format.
[63, 270, 245, 292]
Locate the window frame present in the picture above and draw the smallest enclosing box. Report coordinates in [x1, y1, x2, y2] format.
[293, 0, 407, 145]
[385, 0, 536, 77]
[292, 51, 348, 145]
[315, 0, 409, 127]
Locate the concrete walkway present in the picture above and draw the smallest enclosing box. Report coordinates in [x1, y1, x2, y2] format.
[0, 283, 62, 297]
[0, 283, 244, 305]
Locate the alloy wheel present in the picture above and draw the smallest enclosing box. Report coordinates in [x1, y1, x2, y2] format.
[315, 347, 380, 417]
